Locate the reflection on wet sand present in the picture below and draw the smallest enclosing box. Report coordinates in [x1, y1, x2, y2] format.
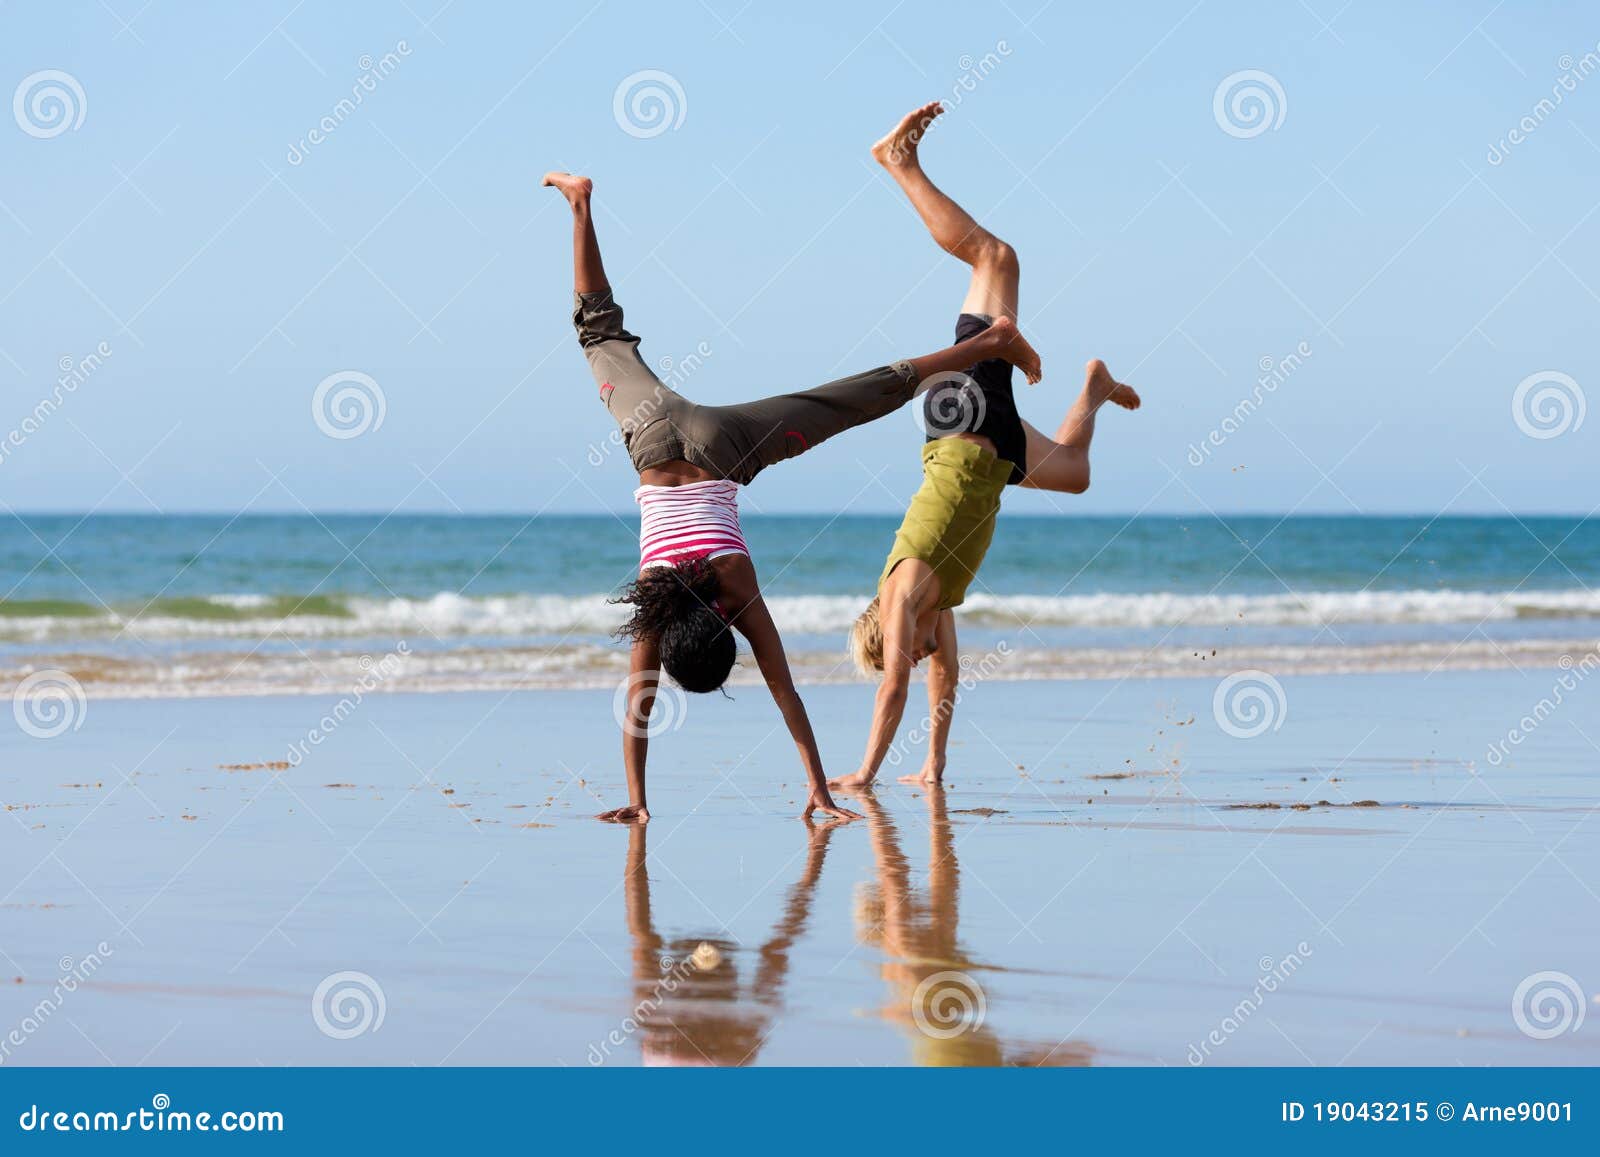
[609, 791, 1093, 1066]
[616, 821, 843, 1066]
[854, 789, 1093, 1067]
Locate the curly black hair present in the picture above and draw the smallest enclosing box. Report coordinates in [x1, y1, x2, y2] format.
[612, 555, 736, 694]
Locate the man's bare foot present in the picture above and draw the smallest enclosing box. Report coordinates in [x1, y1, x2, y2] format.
[871, 101, 943, 168]
[542, 171, 593, 207]
[1085, 358, 1140, 410]
[974, 316, 1043, 385]
[827, 771, 878, 790]
[898, 771, 945, 785]
[596, 803, 649, 824]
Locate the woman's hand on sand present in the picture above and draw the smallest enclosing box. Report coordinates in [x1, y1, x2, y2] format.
[803, 790, 863, 822]
[596, 804, 650, 824]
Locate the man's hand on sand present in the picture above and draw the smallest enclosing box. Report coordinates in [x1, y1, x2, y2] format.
[596, 804, 650, 824]
[803, 790, 862, 822]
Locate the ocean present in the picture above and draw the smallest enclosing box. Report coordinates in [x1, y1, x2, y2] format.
[3, 513, 1597, 697]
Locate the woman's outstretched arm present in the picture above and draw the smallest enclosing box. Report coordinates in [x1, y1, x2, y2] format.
[598, 635, 659, 823]
[732, 594, 861, 822]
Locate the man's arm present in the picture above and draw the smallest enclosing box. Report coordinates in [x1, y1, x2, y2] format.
[909, 610, 958, 784]
[733, 594, 861, 821]
[598, 635, 658, 823]
[832, 585, 921, 788]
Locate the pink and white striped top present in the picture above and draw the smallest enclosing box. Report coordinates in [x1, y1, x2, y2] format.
[635, 479, 750, 571]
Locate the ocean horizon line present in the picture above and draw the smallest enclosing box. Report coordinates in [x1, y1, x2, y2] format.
[5, 508, 1598, 521]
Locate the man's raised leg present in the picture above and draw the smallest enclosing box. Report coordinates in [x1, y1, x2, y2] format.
[873, 101, 1019, 322]
[1018, 359, 1141, 494]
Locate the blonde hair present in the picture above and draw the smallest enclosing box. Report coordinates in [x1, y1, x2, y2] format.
[848, 597, 885, 676]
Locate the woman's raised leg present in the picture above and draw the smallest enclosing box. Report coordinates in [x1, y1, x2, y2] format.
[543, 171, 608, 294]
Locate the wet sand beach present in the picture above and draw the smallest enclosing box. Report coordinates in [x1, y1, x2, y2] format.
[1, 667, 1596, 1066]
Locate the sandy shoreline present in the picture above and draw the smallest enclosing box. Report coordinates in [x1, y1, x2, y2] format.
[4, 634, 1599, 699]
[2, 668, 1596, 1066]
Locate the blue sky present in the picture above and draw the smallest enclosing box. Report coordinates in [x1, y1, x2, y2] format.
[2, 1, 1597, 515]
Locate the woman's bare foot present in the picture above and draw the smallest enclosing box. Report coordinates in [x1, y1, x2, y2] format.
[898, 771, 945, 785]
[1085, 358, 1140, 410]
[871, 101, 943, 168]
[973, 316, 1042, 384]
[827, 770, 878, 790]
[803, 789, 863, 822]
[542, 171, 593, 207]
[596, 803, 649, 824]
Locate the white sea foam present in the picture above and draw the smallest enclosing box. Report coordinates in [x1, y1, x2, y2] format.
[3, 587, 1598, 643]
[11, 635, 1598, 700]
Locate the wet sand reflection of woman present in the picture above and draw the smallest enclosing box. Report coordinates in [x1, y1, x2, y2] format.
[612, 821, 844, 1066]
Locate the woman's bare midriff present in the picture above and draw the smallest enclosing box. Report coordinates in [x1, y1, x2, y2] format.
[637, 460, 717, 486]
